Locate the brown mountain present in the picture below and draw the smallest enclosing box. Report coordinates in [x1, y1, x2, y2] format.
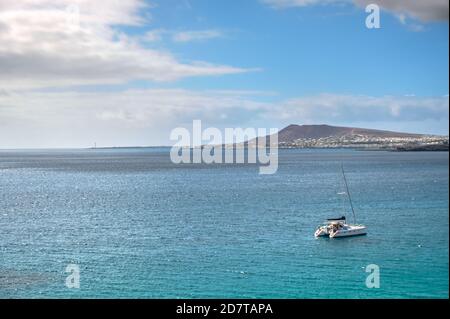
[277, 124, 424, 143]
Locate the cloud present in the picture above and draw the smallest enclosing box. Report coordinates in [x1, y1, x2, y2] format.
[355, 0, 449, 22]
[0, 90, 447, 148]
[262, 0, 340, 8]
[143, 29, 224, 43]
[0, 0, 249, 89]
[143, 29, 166, 42]
[269, 94, 449, 123]
[172, 30, 223, 43]
[0, 88, 268, 147]
[262, 0, 449, 22]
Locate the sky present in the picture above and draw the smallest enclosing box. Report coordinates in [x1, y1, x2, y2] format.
[0, 0, 448, 148]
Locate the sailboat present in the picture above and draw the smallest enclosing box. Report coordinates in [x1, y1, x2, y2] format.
[314, 164, 367, 238]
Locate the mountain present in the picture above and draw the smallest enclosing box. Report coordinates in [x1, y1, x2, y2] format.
[243, 124, 448, 150]
[277, 124, 424, 143]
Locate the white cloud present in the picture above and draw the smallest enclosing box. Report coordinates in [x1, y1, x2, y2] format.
[143, 29, 166, 42]
[355, 0, 449, 22]
[0, 90, 447, 148]
[262, 0, 449, 22]
[0, 0, 249, 89]
[143, 29, 224, 43]
[0, 89, 268, 147]
[262, 0, 340, 8]
[172, 30, 224, 43]
[268, 94, 449, 123]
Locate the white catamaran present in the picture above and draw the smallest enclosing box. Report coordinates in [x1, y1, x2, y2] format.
[314, 165, 367, 239]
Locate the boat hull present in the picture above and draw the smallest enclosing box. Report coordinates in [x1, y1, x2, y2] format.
[329, 226, 367, 238]
[314, 227, 329, 237]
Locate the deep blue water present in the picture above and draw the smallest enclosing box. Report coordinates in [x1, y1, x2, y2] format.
[0, 148, 448, 298]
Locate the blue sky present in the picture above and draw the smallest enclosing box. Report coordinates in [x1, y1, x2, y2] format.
[0, 0, 448, 148]
[141, 0, 448, 97]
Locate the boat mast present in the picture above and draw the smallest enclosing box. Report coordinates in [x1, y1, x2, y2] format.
[341, 164, 357, 224]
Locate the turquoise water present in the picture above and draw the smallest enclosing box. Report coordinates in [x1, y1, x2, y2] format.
[0, 149, 448, 298]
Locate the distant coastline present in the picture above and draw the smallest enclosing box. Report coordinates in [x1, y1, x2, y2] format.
[85, 124, 449, 152]
[243, 124, 449, 152]
[88, 146, 171, 150]
[393, 143, 449, 152]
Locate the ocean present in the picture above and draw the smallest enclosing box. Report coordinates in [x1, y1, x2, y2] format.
[0, 148, 448, 298]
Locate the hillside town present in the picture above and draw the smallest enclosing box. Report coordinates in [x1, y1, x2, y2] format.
[278, 134, 449, 150]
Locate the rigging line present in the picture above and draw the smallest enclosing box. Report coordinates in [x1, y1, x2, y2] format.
[341, 163, 356, 224]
